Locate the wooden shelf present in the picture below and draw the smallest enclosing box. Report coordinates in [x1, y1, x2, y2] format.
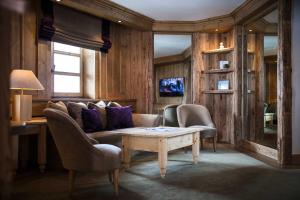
[202, 47, 234, 54]
[202, 90, 234, 94]
[202, 69, 234, 74]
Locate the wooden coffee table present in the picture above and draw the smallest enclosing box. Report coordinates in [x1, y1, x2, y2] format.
[111, 127, 204, 178]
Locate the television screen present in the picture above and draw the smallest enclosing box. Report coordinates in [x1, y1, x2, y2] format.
[159, 77, 184, 97]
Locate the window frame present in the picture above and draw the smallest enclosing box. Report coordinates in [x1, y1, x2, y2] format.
[51, 42, 83, 97]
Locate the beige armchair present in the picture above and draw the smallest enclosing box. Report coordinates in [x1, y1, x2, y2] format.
[177, 104, 217, 152]
[44, 108, 122, 196]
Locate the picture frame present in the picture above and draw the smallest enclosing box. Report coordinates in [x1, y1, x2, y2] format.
[219, 60, 229, 69]
[217, 80, 230, 90]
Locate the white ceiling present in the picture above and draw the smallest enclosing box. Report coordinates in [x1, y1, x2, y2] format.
[154, 34, 191, 58]
[264, 9, 278, 23]
[110, 0, 246, 21]
[264, 36, 278, 56]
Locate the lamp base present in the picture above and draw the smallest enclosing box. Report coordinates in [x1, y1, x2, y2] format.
[12, 94, 32, 122]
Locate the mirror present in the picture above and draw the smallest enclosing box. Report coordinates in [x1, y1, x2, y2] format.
[245, 9, 278, 149]
[153, 34, 192, 114]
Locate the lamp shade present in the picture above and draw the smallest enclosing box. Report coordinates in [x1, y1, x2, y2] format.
[10, 69, 44, 90]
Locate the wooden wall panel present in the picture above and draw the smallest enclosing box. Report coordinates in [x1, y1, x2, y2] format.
[192, 31, 236, 143]
[97, 23, 153, 113]
[153, 59, 191, 113]
[10, 1, 154, 114]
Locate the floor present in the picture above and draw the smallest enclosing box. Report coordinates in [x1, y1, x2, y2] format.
[12, 145, 300, 200]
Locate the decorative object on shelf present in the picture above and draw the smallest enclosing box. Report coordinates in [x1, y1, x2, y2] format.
[10, 69, 44, 121]
[217, 80, 230, 90]
[219, 42, 224, 49]
[219, 61, 229, 69]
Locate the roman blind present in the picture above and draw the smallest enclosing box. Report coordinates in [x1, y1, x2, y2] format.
[39, 0, 111, 53]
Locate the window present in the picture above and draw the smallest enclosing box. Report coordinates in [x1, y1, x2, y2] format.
[52, 42, 82, 96]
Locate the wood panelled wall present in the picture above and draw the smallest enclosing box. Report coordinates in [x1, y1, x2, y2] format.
[98, 23, 153, 113]
[154, 59, 191, 113]
[192, 31, 237, 143]
[9, 0, 153, 114]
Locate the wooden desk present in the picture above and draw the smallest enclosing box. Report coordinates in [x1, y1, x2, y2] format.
[10, 117, 47, 173]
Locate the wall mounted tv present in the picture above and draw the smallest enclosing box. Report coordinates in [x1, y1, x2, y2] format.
[159, 77, 184, 97]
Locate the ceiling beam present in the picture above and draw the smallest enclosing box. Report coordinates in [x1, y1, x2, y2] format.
[153, 15, 234, 33]
[154, 47, 191, 65]
[55, 0, 277, 33]
[56, 0, 154, 31]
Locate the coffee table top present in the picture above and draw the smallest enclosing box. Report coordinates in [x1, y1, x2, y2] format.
[110, 127, 204, 138]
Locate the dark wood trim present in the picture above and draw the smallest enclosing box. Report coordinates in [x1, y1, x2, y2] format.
[0, 5, 13, 199]
[240, 140, 278, 160]
[277, 0, 292, 166]
[57, 0, 154, 31]
[153, 15, 234, 33]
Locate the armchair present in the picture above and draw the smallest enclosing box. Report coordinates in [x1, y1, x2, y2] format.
[44, 108, 122, 196]
[177, 104, 217, 152]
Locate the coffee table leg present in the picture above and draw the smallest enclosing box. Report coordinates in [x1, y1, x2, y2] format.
[192, 132, 200, 164]
[158, 138, 167, 178]
[122, 136, 131, 169]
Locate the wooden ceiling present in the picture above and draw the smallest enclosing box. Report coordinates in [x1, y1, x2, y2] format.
[56, 0, 276, 32]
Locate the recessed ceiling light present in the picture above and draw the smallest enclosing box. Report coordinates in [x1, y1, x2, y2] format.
[56, 0, 61, 2]
[215, 29, 219, 32]
[249, 29, 253, 32]
[118, 20, 122, 23]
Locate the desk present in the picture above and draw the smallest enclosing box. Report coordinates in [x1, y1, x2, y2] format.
[10, 117, 47, 173]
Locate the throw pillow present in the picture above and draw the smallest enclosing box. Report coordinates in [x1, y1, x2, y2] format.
[67, 102, 88, 128]
[106, 106, 133, 130]
[88, 102, 107, 129]
[46, 101, 68, 114]
[95, 100, 106, 108]
[81, 108, 103, 133]
[107, 101, 122, 107]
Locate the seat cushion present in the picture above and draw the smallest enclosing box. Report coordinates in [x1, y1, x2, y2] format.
[93, 144, 122, 169]
[188, 125, 217, 138]
[88, 131, 122, 146]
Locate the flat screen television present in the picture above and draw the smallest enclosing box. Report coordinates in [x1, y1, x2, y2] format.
[159, 77, 184, 97]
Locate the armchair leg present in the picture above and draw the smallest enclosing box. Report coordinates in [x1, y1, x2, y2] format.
[113, 169, 119, 196]
[69, 170, 76, 196]
[213, 136, 217, 152]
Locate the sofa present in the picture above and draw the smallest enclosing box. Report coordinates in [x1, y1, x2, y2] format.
[46, 100, 161, 147]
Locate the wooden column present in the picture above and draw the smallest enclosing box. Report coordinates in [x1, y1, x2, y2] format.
[277, 0, 292, 165]
[233, 25, 244, 145]
[0, 3, 17, 198]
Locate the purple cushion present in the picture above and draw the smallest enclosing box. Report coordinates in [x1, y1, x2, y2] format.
[106, 106, 133, 130]
[81, 108, 103, 133]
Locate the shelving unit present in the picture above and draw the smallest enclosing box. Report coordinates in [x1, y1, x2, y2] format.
[201, 47, 234, 94]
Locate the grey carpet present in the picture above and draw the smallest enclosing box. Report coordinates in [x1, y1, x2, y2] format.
[12, 145, 300, 200]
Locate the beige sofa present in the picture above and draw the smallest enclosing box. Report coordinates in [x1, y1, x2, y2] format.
[88, 113, 161, 147]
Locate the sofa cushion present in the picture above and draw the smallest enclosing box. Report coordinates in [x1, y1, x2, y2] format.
[67, 102, 87, 128]
[106, 106, 133, 130]
[94, 100, 106, 108]
[107, 101, 122, 107]
[88, 102, 107, 129]
[47, 101, 68, 114]
[81, 108, 103, 133]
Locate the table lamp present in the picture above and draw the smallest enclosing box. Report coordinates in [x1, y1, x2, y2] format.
[10, 69, 44, 121]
